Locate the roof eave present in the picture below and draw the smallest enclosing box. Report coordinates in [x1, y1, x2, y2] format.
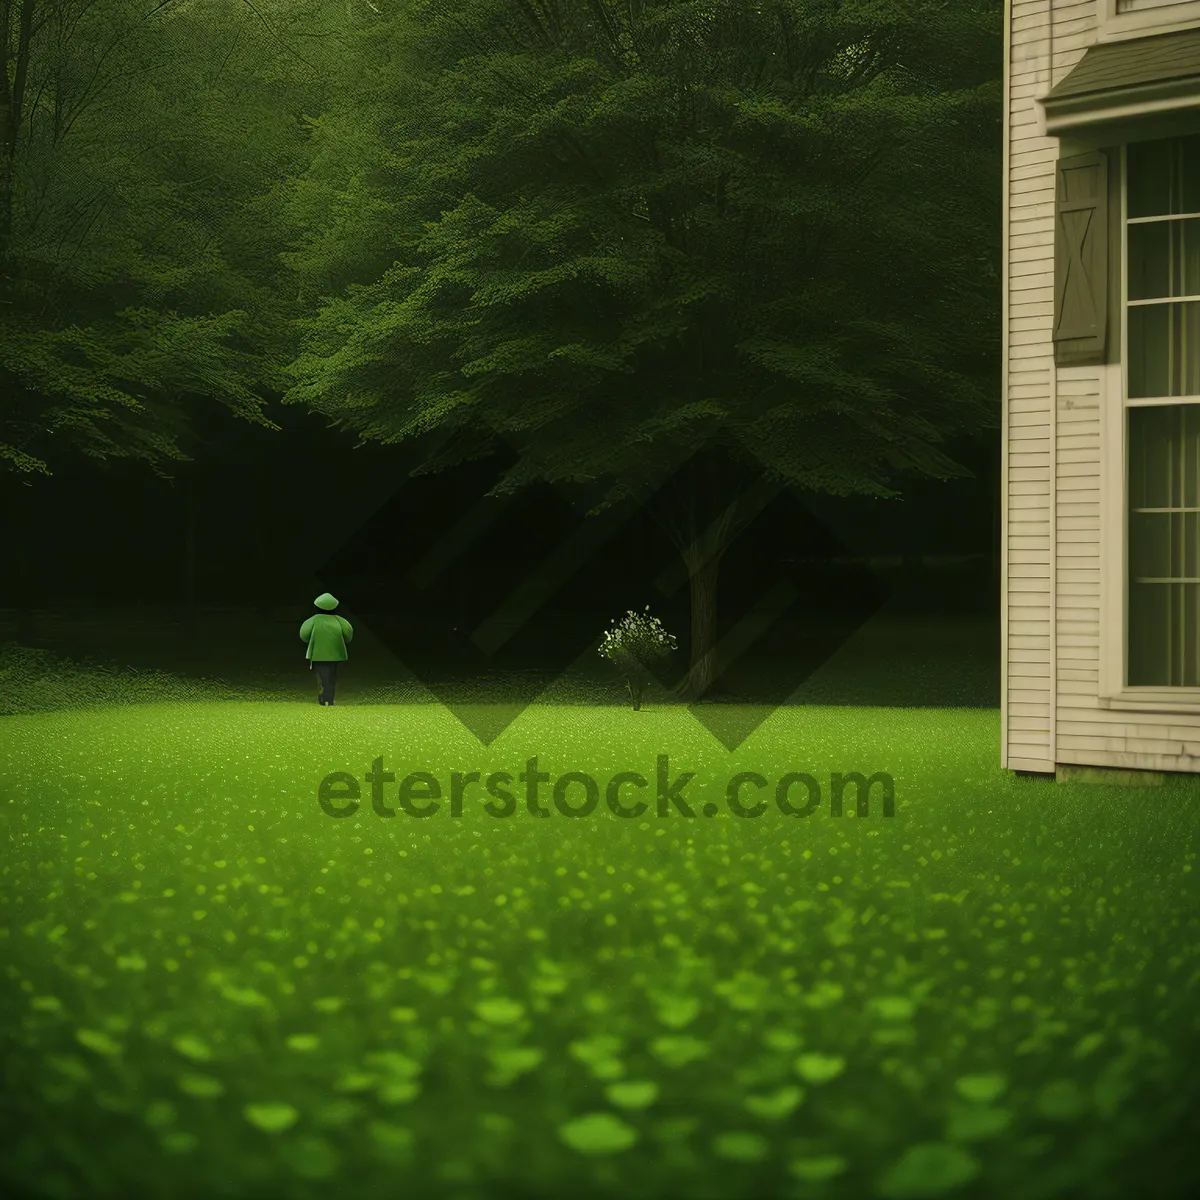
[1041, 74, 1200, 135]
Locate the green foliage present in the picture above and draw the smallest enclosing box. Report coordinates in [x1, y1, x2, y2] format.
[0, 642, 288, 716]
[1, 308, 280, 478]
[0, 0, 1002, 502]
[558, 1111, 640, 1154]
[2, 692, 1198, 1196]
[0, 0, 354, 478]
[279, 0, 1002, 508]
[876, 1142, 982, 1198]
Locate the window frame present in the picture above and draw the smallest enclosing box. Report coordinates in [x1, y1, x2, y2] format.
[1100, 138, 1200, 708]
[1097, 0, 1200, 42]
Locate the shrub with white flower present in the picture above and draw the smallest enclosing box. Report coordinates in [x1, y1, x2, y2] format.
[598, 605, 679, 680]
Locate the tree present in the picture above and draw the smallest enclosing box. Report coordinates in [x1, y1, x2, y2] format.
[273, 0, 1003, 699]
[0, 0, 361, 632]
[0, 0, 362, 484]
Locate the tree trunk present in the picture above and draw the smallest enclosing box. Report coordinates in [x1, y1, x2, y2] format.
[640, 451, 772, 704]
[679, 548, 721, 701]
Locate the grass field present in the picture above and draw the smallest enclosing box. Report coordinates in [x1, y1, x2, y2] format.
[1, 629, 1198, 1200]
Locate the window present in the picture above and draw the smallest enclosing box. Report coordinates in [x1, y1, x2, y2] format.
[1117, 1, 1194, 12]
[1125, 135, 1200, 685]
[1100, 0, 1200, 41]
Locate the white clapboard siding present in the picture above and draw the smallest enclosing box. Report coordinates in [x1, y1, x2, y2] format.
[1004, 0, 1200, 775]
[1006, 0, 1057, 770]
[1055, 367, 1099, 719]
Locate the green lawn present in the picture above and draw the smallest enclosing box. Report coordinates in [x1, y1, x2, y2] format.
[1, 642, 1198, 1200]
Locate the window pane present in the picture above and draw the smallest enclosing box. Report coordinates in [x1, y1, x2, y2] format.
[1129, 403, 1173, 507]
[1127, 134, 1200, 219]
[1128, 583, 1165, 685]
[1128, 583, 1200, 686]
[1128, 217, 1200, 299]
[1127, 510, 1200, 580]
[1127, 404, 1200, 686]
[1130, 404, 1195, 509]
[1129, 511, 1170, 577]
[1127, 300, 1200, 397]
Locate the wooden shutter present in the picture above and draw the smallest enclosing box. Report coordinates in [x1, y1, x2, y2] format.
[1053, 150, 1108, 366]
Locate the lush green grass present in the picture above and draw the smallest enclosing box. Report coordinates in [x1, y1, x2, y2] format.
[1, 645, 1198, 1200]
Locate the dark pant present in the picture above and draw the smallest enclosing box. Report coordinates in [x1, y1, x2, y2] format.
[312, 661, 339, 704]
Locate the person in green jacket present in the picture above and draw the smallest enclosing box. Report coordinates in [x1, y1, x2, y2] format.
[300, 593, 353, 706]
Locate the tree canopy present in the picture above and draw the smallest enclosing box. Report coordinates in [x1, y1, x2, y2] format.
[0, 0, 353, 479]
[279, 0, 1002, 511]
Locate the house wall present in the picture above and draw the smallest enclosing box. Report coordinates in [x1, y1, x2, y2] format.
[1005, 0, 1065, 771]
[1004, 0, 1200, 773]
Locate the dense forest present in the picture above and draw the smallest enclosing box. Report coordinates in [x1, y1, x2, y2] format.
[0, 0, 1003, 696]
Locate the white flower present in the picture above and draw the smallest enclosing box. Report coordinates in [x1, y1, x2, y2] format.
[598, 605, 677, 664]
